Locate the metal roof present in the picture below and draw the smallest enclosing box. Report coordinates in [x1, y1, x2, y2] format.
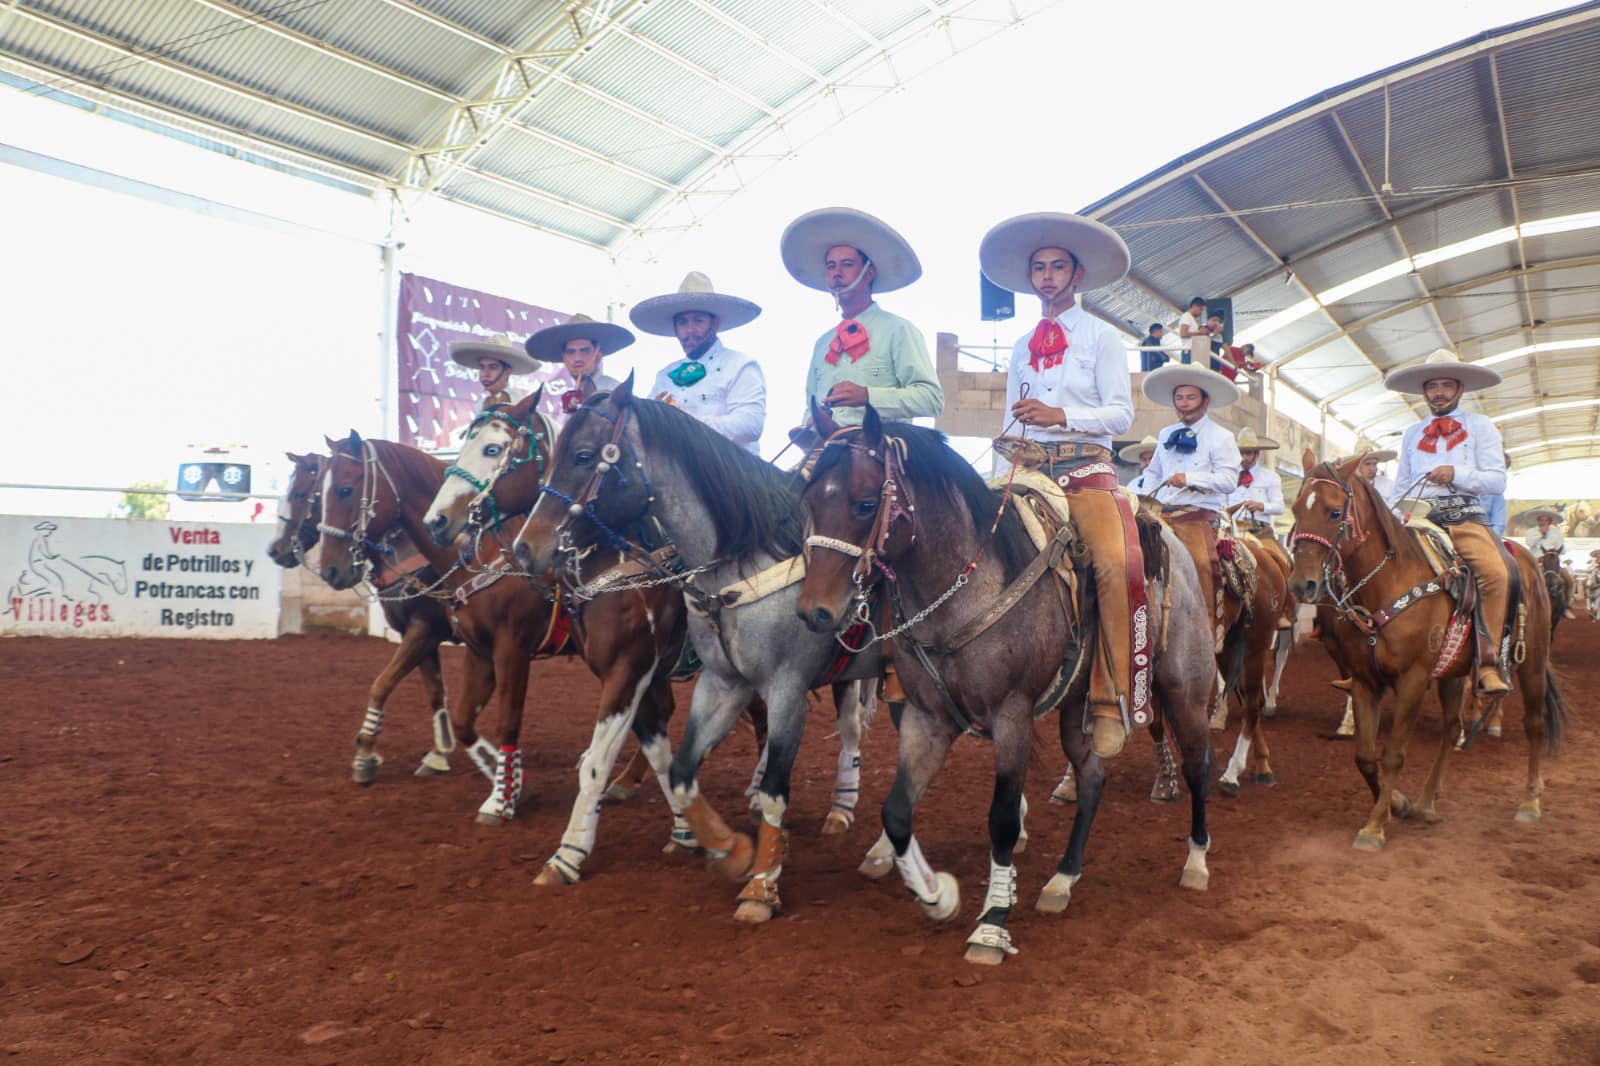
[0, 0, 1058, 257]
[1080, 1, 1600, 470]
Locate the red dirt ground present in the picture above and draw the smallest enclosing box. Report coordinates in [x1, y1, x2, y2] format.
[2, 623, 1598, 1065]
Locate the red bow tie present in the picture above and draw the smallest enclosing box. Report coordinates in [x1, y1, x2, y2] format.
[1418, 416, 1467, 454]
[1027, 318, 1068, 373]
[1238, 470, 1253, 488]
[825, 319, 871, 366]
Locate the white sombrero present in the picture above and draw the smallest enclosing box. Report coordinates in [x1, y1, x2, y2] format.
[449, 333, 537, 375]
[779, 207, 922, 293]
[524, 313, 635, 363]
[978, 212, 1131, 294]
[1383, 347, 1502, 395]
[1517, 505, 1564, 524]
[1235, 426, 1280, 451]
[1118, 435, 1159, 463]
[1141, 362, 1240, 408]
[1354, 448, 1399, 463]
[628, 272, 761, 336]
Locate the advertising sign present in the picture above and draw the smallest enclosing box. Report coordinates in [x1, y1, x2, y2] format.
[2, 516, 281, 638]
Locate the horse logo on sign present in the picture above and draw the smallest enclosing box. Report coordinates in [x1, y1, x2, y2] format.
[6, 520, 129, 614]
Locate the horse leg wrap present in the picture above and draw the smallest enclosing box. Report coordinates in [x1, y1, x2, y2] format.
[683, 793, 755, 878]
[358, 706, 384, 742]
[826, 751, 861, 830]
[966, 859, 1019, 958]
[432, 708, 455, 754]
[736, 821, 787, 911]
[544, 844, 586, 885]
[895, 837, 960, 921]
[466, 738, 499, 782]
[1150, 736, 1179, 803]
[477, 747, 523, 823]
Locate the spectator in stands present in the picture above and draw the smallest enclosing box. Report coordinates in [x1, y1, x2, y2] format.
[1139, 322, 1169, 371]
[1176, 296, 1209, 364]
[1206, 311, 1235, 378]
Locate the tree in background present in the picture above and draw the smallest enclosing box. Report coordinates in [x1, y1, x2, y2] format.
[118, 481, 171, 521]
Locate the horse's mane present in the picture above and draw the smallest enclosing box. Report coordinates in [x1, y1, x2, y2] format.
[807, 421, 1034, 583]
[623, 398, 804, 561]
[1313, 461, 1430, 569]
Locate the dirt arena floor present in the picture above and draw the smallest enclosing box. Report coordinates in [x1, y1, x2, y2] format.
[3, 619, 1599, 1065]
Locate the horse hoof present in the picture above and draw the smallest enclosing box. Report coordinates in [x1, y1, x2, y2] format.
[708, 833, 755, 881]
[1208, 721, 1227, 734]
[1035, 873, 1077, 914]
[820, 810, 852, 836]
[1262, 704, 1278, 720]
[1392, 794, 1412, 819]
[921, 872, 961, 922]
[1486, 725, 1502, 738]
[734, 900, 776, 925]
[858, 854, 894, 881]
[964, 944, 1009, 966]
[1216, 777, 1239, 798]
[1514, 805, 1541, 824]
[1416, 807, 1444, 826]
[1149, 781, 1179, 804]
[603, 783, 636, 804]
[1049, 783, 1077, 805]
[413, 763, 446, 778]
[1254, 772, 1276, 787]
[533, 865, 575, 888]
[1179, 867, 1210, 892]
[1352, 832, 1385, 852]
[1013, 832, 1029, 856]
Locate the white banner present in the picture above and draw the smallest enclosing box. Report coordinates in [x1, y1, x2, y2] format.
[2, 515, 281, 638]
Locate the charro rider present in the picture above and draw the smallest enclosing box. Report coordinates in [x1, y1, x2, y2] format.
[978, 211, 1143, 759]
[450, 333, 535, 411]
[1123, 435, 1161, 495]
[1226, 427, 1285, 537]
[523, 313, 631, 429]
[1525, 507, 1577, 618]
[631, 272, 767, 454]
[1383, 348, 1510, 696]
[1141, 361, 1244, 649]
[781, 206, 944, 439]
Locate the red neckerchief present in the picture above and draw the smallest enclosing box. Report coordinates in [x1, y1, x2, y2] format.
[1237, 469, 1253, 487]
[825, 319, 870, 365]
[1027, 318, 1068, 373]
[1418, 416, 1467, 454]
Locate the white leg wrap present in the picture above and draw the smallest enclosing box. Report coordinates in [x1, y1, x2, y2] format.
[895, 837, 959, 920]
[466, 737, 499, 782]
[360, 706, 383, 739]
[1220, 732, 1250, 786]
[552, 713, 635, 880]
[432, 708, 455, 754]
[967, 857, 1020, 957]
[830, 750, 862, 822]
[477, 747, 523, 822]
[858, 829, 895, 879]
[1337, 698, 1355, 737]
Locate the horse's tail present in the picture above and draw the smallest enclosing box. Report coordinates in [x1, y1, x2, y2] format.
[1542, 665, 1569, 758]
[1217, 616, 1251, 700]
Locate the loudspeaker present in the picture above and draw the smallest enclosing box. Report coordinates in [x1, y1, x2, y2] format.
[980, 272, 1015, 322]
[1205, 296, 1234, 346]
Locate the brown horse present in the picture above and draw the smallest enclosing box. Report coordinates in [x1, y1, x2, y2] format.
[796, 409, 1216, 964]
[1537, 550, 1573, 637]
[1287, 453, 1567, 850]
[266, 448, 456, 783]
[1210, 533, 1293, 796]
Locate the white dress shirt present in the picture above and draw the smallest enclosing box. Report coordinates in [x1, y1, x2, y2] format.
[1226, 462, 1285, 516]
[650, 337, 766, 455]
[1145, 415, 1242, 513]
[1003, 301, 1133, 449]
[1127, 467, 1160, 496]
[1527, 527, 1566, 554]
[527, 364, 620, 431]
[1387, 410, 1506, 507]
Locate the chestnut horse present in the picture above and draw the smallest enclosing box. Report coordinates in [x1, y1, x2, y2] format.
[796, 408, 1216, 965]
[266, 448, 456, 783]
[1287, 453, 1567, 850]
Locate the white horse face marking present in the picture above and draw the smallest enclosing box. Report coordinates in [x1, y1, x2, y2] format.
[1307, 488, 1318, 509]
[425, 421, 517, 530]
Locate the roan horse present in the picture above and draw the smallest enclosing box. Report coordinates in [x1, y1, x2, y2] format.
[266, 448, 456, 782]
[1287, 453, 1567, 849]
[514, 379, 888, 924]
[796, 407, 1217, 964]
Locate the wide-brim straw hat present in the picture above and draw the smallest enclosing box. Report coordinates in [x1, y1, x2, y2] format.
[1383, 347, 1502, 395]
[1141, 362, 1240, 409]
[524, 313, 635, 363]
[1118, 435, 1159, 463]
[1235, 426, 1280, 451]
[1360, 448, 1399, 463]
[629, 272, 761, 336]
[779, 207, 921, 293]
[1517, 505, 1564, 524]
[978, 212, 1131, 294]
[449, 333, 537, 375]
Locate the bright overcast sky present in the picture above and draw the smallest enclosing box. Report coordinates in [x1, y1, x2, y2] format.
[1, 0, 1589, 517]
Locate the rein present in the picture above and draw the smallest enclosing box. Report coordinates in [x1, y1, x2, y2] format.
[446, 408, 550, 574]
[319, 442, 458, 602]
[1290, 469, 1394, 615]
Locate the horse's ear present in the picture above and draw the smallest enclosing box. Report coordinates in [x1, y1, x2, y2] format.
[1301, 447, 1317, 473]
[285, 451, 301, 464]
[862, 403, 883, 445]
[324, 435, 339, 451]
[346, 428, 362, 449]
[509, 387, 541, 424]
[614, 371, 635, 407]
[1335, 453, 1365, 480]
[811, 398, 839, 439]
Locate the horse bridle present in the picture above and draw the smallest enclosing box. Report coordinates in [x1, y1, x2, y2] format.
[277, 457, 324, 566]
[532, 402, 649, 558]
[317, 442, 403, 585]
[1289, 465, 1392, 610]
[444, 408, 548, 565]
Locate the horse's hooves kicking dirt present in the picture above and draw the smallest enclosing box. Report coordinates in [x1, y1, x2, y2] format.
[1352, 832, 1385, 852]
[707, 833, 755, 880]
[964, 945, 1008, 966]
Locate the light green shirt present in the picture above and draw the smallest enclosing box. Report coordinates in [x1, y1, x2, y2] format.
[804, 302, 944, 425]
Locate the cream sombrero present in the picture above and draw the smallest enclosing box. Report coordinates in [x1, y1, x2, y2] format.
[1118, 435, 1159, 464]
[1383, 347, 1502, 394]
[1141, 362, 1240, 409]
[1354, 448, 1398, 463]
[628, 272, 761, 336]
[524, 313, 635, 363]
[978, 212, 1131, 294]
[1517, 505, 1564, 524]
[779, 207, 921, 293]
[1235, 426, 1280, 451]
[449, 333, 536, 375]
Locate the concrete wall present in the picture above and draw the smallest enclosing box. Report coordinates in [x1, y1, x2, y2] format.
[278, 565, 369, 635]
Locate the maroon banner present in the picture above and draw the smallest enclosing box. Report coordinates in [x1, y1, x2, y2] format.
[396, 272, 566, 450]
